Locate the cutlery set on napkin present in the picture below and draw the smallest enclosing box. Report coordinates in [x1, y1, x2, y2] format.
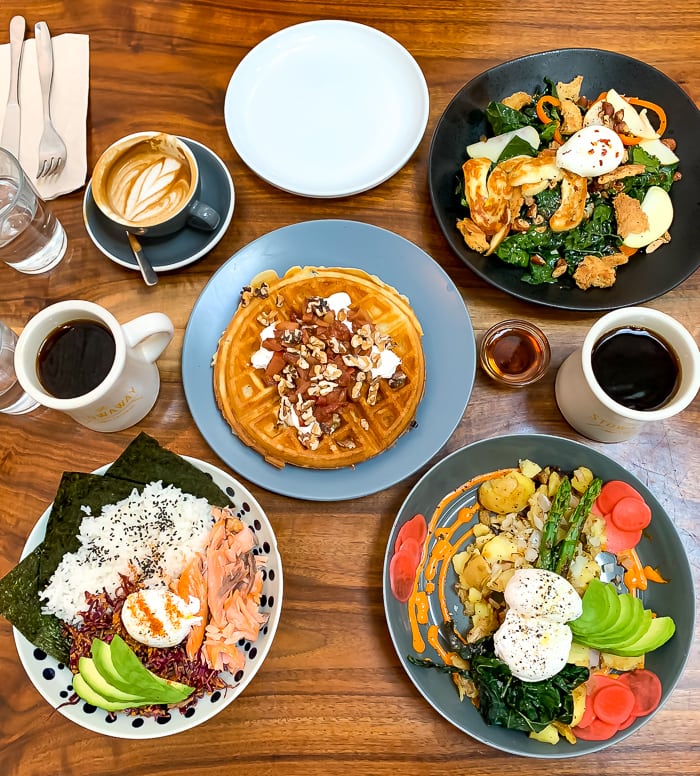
[0, 16, 89, 200]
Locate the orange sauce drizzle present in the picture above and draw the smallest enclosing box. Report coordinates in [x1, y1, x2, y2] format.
[407, 468, 513, 654]
[618, 547, 669, 593]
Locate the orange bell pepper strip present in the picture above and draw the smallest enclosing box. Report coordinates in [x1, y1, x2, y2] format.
[535, 95, 564, 144]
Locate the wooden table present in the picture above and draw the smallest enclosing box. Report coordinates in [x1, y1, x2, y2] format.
[1, 1, 698, 774]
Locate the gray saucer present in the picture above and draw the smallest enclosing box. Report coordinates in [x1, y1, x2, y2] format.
[82, 137, 235, 272]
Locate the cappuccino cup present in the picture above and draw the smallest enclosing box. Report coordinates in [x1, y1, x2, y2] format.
[555, 307, 700, 442]
[90, 132, 220, 237]
[14, 300, 174, 432]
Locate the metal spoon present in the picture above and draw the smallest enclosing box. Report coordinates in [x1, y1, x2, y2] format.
[126, 232, 158, 286]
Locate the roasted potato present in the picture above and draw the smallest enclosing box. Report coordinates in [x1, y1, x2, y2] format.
[529, 724, 560, 745]
[478, 471, 536, 514]
[458, 554, 491, 589]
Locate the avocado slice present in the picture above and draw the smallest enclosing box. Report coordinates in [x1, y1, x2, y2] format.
[73, 673, 138, 712]
[585, 604, 653, 651]
[583, 594, 643, 646]
[78, 656, 147, 703]
[91, 637, 136, 695]
[610, 615, 676, 657]
[570, 580, 621, 638]
[92, 636, 193, 704]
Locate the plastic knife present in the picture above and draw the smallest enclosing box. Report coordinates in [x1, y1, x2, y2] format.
[1, 15, 26, 157]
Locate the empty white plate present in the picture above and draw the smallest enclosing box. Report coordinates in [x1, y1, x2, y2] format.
[224, 20, 429, 197]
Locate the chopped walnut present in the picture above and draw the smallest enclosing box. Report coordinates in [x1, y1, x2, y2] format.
[306, 296, 330, 316]
[388, 371, 408, 389]
[367, 381, 379, 406]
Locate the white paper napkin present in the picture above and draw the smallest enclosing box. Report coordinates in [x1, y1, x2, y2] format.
[0, 32, 89, 200]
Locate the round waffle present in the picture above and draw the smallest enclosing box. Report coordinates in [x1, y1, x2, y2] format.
[213, 266, 425, 469]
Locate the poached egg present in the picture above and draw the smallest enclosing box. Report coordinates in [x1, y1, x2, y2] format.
[121, 588, 202, 648]
[493, 609, 573, 682]
[504, 568, 583, 622]
[493, 568, 582, 682]
[555, 124, 625, 178]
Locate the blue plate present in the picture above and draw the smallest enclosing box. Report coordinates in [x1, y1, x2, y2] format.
[384, 434, 695, 757]
[182, 219, 475, 501]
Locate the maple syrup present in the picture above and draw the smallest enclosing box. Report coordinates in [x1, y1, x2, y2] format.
[479, 320, 551, 386]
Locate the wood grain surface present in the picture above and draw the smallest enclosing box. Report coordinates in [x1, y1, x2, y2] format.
[1, 1, 698, 774]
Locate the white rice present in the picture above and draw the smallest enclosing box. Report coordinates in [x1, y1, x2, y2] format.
[41, 481, 215, 624]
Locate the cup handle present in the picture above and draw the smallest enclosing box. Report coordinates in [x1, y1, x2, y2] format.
[121, 313, 174, 363]
[186, 200, 220, 232]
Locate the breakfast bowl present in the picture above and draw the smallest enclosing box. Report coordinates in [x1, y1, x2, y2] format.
[383, 433, 694, 757]
[428, 48, 700, 311]
[1, 435, 283, 739]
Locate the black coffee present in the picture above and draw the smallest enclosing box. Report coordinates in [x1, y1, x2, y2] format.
[37, 319, 116, 399]
[591, 326, 680, 411]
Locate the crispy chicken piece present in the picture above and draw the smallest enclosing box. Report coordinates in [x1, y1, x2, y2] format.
[501, 91, 532, 111]
[613, 192, 649, 238]
[559, 98, 583, 135]
[573, 253, 629, 290]
[596, 163, 645, 186]
[556, 75, 584, 103]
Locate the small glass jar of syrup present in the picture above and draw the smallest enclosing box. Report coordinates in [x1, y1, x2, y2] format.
[479, 319, 551, 387]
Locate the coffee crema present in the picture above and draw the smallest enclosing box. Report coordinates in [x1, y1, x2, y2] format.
[94, 134, 195, 226]
[37, 319, 116, 399]
[591, 325, 680, 411]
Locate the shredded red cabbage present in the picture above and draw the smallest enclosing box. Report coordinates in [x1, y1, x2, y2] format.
[64, 575, 228, 717]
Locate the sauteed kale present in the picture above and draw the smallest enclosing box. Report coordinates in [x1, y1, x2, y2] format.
[409, 633, 589, 734]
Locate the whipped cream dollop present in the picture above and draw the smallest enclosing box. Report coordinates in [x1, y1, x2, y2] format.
[250, 323, 277, 369]
[250, 293, 402, 381]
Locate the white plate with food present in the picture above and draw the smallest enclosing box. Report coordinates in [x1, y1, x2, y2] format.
[4, 439, 282, 739]
[224, 20, 429, 197]
[181, 219, 475, 501]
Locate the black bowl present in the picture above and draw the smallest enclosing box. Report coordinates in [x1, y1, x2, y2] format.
[429, 48, 700, 311]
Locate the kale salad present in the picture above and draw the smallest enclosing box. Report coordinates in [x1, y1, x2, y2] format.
[456, 75, 680, 289]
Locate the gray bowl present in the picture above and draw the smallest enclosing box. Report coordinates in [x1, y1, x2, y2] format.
[383, 433, 695, 758]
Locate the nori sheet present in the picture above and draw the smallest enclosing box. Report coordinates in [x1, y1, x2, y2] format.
[0, 433, 231, 663]
[0, 548, 70, 662]
[106, 432, 230, 507]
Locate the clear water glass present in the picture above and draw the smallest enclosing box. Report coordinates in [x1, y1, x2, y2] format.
[0, 320, 39, 414]
[0, 148, 67, 274]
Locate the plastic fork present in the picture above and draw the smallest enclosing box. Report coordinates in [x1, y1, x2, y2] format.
[35, 21, 67, 179]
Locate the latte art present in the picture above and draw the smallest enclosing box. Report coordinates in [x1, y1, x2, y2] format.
[93, 133, 198, 227]
[107, 153, 192, 224]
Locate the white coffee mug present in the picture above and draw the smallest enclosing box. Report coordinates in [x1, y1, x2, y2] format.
[555, 307, 700, 442]
[14, 300, 174, 432]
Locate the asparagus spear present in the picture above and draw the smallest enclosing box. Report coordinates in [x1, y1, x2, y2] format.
[536, 477, 572, 571]
[554, 477, 603, 577]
